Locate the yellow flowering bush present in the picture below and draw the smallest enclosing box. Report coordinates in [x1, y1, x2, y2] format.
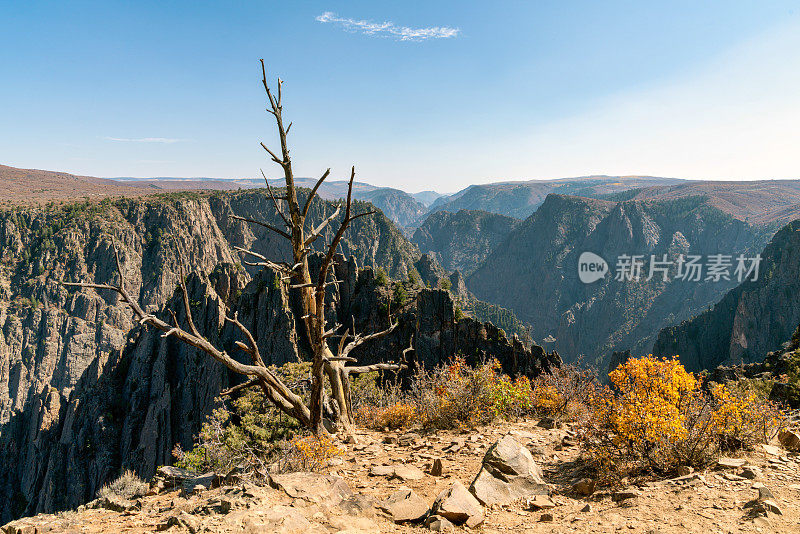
[531, 384, 564, 415]
[581, 355, 786, 481]
[291, 434, 342, 471]
[711, 382, 785, 449]
[356, 402, 417, 430]
[607, 356, 697, 444]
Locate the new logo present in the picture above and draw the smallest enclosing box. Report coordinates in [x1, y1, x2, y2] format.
[578, 252, 608, 284]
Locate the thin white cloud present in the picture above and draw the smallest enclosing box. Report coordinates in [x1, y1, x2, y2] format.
[315, 11, 459, 42]
[104, 137, 184, 144]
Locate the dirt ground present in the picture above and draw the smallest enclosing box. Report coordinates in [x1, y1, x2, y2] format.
[4, 418, 799, 533]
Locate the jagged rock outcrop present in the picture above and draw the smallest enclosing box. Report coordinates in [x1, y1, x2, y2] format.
[401, 289, 559, 378]
[705, 322, 800, 407]
[653, 220, 800, 371]
[0, 191, 421, 522]
[413, 253, 448, 288]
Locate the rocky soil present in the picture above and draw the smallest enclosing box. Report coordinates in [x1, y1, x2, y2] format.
[4, 418, 799, 534]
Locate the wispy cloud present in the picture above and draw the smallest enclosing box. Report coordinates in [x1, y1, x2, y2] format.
[104, 137, 185, 144]
[315, 12, 459, 42]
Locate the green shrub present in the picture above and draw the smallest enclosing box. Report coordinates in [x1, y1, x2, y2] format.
[374, 267, 389, 286]
[173, 363, 313, 476]
[173, 389, 303, 476]
[392, 282, 409, 309]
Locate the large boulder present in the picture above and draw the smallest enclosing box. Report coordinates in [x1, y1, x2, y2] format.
[469, 435, 549, 505]
[778, 429, 800, 451]
[268, 472, 353, 506]
[380, 487, 429, 523]
[431, 481, 484, 528]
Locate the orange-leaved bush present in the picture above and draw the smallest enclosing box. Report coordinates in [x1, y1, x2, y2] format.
[710, 382, 785, 449]
[291, 434, 342, 471]
[354, 356, 599, 431]
[581, 355, 786, 481]
[355, 402, 417, 430]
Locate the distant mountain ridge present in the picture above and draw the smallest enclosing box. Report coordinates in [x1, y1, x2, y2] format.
[9, 164, 800, 233]
[428, 176, 685, 219]
[467, 194, 775, 367]
[622, 181, 800, 225]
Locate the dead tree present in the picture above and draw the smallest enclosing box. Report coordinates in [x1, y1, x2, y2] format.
[63, 60, 408, 436]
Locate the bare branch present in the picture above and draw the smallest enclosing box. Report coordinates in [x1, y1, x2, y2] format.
[260, 169, 290, 227]
[260, 59, 279, 113]
[302, 168, 331, 218]
[316, 166, 356, 295]
[326, 355, 358, 363]
[111, 237, 124, 292]
[220, 378, 260, 396]
[176, 264, 201, 337]
[346, 362, 406, 376]
[304, 205, 341, 246]
[340, 321, 399, 359]
[225, 311, 265, 367]
[234, 340, 253, 355]
[337, 327, 350, 357]
[349, 210, 377, 222]
[62, 282, 118, 292]
[290, 279, 341, 290]
[260, 142, 284, 166]
[231, 215, 292, 240]
[161, 327, 180, 339]
[234, 246, 302, 279]
[346, 334, 413, 376]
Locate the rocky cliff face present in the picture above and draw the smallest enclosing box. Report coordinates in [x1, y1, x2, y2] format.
[467, 194, 774, 368]
[0, 191, 417, 425]
[705, 322, 800, 408]
[413, 210, 519, 276]
[0, 192, 557, 522]
[653, 220, 800, 371]
[0, 190, 417, 521]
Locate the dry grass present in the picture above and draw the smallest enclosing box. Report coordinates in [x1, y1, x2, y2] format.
[97, 470, 149, 500]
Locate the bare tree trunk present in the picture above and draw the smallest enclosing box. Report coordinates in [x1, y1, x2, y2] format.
[63, 61, 411, 439]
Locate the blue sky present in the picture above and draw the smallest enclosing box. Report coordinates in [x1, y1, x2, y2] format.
[1, 1, 798, 192]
